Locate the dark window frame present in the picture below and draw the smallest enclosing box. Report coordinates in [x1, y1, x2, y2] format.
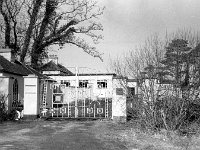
[79, 80, 89, 88]
[61, 80, 70, 87]
[97, 80, 108, 89]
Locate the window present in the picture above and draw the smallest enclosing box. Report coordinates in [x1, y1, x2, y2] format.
[116, 88, 124, 95]
[127, 87, 135, 98]
[97, 80, 107, 88]
[129, 87, 135, 96]
[53, 84, 62, 93]
[13, 79, 18, 102]
[61, 80, 70, 87]
[79, 80, 89, 88]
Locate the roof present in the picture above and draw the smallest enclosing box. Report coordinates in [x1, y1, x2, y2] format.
[24, 65, 54, 80]
[113, 75, 127, 79]
[127, 79, 138, 82]
[0, 48, 12, 53]
[0, 55, 54, 80]
[75, 73, 117, 76]
[40, 61, 73, 75]
[0, 55, 28, 76]
[43, 73, 117, 77]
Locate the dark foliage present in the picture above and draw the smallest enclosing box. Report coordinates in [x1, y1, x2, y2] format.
[0, 95, 19, 122]
[0, 99, 7, 122]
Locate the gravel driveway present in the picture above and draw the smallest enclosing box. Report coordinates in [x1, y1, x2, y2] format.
[0, 120, 127, 150]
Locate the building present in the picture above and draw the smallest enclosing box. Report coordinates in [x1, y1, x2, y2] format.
[40, 56, 128, 122]
[0, 49, 54, 119]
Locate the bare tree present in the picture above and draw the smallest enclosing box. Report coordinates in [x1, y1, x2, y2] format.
[110, 30, 200, 131]
[110, 34, 165, 79]
[0, 0, 26, 54]
[20, 0, 43, 62]
[0, 0, 104, 67]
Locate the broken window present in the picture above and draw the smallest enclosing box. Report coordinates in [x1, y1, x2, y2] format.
[97, 80, 107, 88]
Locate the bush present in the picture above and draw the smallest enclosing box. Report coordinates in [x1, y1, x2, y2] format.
[0, 95, 8, 122]
[128, 95, 192, 132]
[0, 94, 19, 122]
[8, 109, 18, 120]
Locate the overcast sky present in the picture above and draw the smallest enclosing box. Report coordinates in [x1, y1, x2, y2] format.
[56, 0, 200, 73]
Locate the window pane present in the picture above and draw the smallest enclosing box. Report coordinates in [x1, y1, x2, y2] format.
[97, 80, 107, 88]
[79, 80, 88, 88]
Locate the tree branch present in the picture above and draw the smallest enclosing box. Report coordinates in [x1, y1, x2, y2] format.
[20, 0, 43, 62]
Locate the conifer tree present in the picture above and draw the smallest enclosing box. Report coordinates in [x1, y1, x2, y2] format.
[159, 39, 191, 88]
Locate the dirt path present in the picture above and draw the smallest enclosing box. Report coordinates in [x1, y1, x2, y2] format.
[0, 121, 127, 150]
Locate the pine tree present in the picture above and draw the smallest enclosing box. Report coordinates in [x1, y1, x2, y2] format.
[159, 39, 191, 88]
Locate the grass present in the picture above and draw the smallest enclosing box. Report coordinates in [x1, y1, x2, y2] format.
[91, 120, 200, 150]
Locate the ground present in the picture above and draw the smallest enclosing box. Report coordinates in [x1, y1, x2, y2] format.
[0, 120, 127, 150]
[1, 120, 200, 150]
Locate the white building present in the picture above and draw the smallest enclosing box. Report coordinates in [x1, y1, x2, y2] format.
[0, 49, 54, 119]
[40, 57, 127, 122]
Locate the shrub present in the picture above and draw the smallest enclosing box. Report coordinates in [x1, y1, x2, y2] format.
[0, 94, 19, 122]
[0, 94, 8, 122]
[128, 95, 191, 132]
[8, 109, 18, 120]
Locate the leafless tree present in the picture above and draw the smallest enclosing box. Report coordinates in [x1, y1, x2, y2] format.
[110, 30, 200, 131]
[0, 0, 27, 54]
[0, 0, 104, 68]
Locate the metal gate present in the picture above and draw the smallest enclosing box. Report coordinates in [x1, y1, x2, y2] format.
[40, 83, 112, 119]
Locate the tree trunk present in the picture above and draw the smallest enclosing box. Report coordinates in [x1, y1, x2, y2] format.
[31, 0, 57, 67]
[0, 0, 11, 48]
[20, 0, 43, 63]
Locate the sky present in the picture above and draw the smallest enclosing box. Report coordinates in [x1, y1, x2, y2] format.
[55, 0, 200, 74]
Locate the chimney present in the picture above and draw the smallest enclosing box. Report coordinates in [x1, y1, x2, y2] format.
[0, 48, 15, 62]
[48, 55, 58, 65]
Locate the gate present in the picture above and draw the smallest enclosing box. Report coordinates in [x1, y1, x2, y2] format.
[40, 83, 112, 119]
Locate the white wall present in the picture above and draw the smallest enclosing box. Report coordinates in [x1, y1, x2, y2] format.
[24, 76, 39, 116]
[50, 75, 114, 98]
[47, 74, 127, 121]
[1, 73, 24, 112]
[139, 78, 176, 101]
[112, 78, 127, 121]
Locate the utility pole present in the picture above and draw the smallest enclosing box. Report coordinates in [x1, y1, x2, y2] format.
[75, 66, 78, 118]
[69, 66, 92, 118]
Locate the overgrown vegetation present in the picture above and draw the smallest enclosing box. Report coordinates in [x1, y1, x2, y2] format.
[0, 94, 18, 122]
[0, 94, 8, 122]
[111, 30, 200, 137]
